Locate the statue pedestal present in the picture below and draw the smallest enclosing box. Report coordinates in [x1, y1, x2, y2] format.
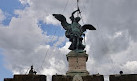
[66, 51, 89, 76]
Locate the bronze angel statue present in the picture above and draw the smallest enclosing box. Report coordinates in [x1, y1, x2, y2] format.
[53, 9, 96, 52]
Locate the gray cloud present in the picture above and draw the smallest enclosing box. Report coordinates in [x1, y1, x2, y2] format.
[85, 0, 137, 75]
[0, 9, 5, 23]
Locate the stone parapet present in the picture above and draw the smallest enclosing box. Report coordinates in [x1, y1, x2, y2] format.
[52, 75, 104, 81]
[4, 75, 46, 81]
[109, 74, 137, 81]
[4, 78, 13, 81]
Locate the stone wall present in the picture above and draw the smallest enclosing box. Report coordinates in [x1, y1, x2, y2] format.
[4, 78, 13, 81]
[109, 74, 137, 81]
[4, 75, 46, 81]
[52, 75, 104, 81]
[4, 74, 137, 81]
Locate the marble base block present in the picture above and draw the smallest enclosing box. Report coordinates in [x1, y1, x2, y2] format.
[66, 51, 89, 76]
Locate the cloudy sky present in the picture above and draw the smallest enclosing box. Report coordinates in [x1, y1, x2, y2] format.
[0, 0, 137, 81]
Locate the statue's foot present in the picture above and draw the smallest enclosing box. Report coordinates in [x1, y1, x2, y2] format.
[69, 44, 76, 50]
[78, 44, 85, 50]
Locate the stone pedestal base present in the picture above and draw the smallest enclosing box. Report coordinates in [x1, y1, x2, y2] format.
[66, 51, 89, 76]
[66, 70, 89, 76]
[52, 75, 104, 81]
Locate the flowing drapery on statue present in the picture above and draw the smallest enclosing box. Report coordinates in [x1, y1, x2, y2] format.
[53, 9, 96, 52]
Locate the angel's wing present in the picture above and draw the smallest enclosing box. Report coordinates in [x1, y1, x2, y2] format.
[81, 24, 96, 32]
[53, 14, 70, 30]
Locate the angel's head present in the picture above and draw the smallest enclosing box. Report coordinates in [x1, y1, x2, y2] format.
[75, 17, 81, 22]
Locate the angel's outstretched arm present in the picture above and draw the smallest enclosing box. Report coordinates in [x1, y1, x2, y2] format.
[70, 9, 80, 22]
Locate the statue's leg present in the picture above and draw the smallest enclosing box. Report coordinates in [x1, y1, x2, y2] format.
[79, 38, 85, 50]
[73, 36, 77, 50]
[69, 36, 76, 50]
[76, 37, 79, 50]
[69, 38, 74, 50]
